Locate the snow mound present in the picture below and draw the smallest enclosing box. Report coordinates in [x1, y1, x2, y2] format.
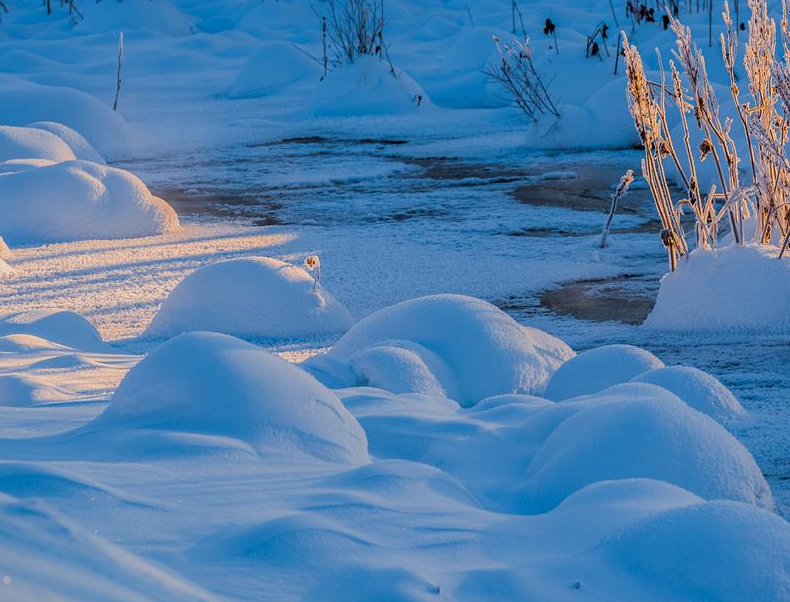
[602, 500, 790, 602]
[229, 42, 321, 98]
[145, 257, 353, 341]
[0, 374, 75, 407]
[0, 334, 71, 353]
[28, 121, 105, 164]
[349, 342, 450, 398]
[632, 366, 749, 426]
[0, 309, 107, 352]
[0, 78, 133, 157]
[0, 493, 216, 601]
[92, 332, 368, 463]
[646, 244, 790, 331]
[545, 344, 664, 401]
[305, 294, 574, 406]
[0, 125, 75, 163]
[524, 384, 773, 512]
[311, 57, 431, 116]
[0, 160, 179, 244]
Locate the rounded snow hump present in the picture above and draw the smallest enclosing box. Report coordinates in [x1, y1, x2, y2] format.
[92, 332, 368, 464]
[304, 294, 574, 406]
[145, 256, 354, 341]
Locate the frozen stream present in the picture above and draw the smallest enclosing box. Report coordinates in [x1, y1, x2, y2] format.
[118, 137, 790, 516]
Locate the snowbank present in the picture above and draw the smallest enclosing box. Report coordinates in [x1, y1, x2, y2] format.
[0, 160, 179, 244]
[545, 344, 664, 401]
[0, 125, 75, 163]
[145, 257, 353, 341]
[646, 244, 790, 331]
[305, 294, 574, 406]
[0, 309, 107, 352]
[632, 365, 749, 426]
[0, 78, 133, 157]
[524, 383, 772, 511]
[229, 42, 321, 98]
[310, 57, 431, 117]
[92, 332, 368, 463]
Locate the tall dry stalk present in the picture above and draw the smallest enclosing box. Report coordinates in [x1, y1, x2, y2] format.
[623, 0, 790, 270]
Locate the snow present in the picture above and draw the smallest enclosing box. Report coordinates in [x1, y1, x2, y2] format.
[0, 124, 75, 162]
[632, 365, 750, 427]
[310, 56, 432, 117]
[27, 121, 105, 164]
[91, 331, 368, 463]
[305, 294, 574, 406]
[524, 383, 773, 512]
[545, 344, 665, 401]
[228, 42, 321, 99]
[0, 0, 787, 599]
[144, 256, 353, 341]
[0, 373, 76, 406]
[0, 493, 217, 602]
[0, 309, 109, 352]
[0, 77, 132, 157]
[0, 160, 179, 244]
[647, 244, 790, 331]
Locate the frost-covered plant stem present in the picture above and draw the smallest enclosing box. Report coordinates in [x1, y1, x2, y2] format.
[113, 31, 124, 112]
[600, 170, 635, 248]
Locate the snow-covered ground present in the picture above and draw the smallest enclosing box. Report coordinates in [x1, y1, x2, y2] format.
[1, 0, 790, 600]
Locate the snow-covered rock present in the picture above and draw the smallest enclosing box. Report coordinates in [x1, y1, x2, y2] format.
[306, 294, 574, 406]
[646, 244, 790, 331]
[0, 125, 76, 163]
[632, 365, 749, 426]
[523, 383, 772, 511]
[0, 309, 107, 352]
[0, 160, 179, 244]
[91, 332, 368, 463]
[229, 42, 321, 98]
[545, 344, 664, 401]
[145, 257, 353, 341]
[311, 56, 431, 116]
[27, 121, 105, 164]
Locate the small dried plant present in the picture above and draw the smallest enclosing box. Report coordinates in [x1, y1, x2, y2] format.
[318, 0, 393, 72]
[623, 0, 790, 271]
[304, 255, 321, 290]
[486, 36, 561, 121]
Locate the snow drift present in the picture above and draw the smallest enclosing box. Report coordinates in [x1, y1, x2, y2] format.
[646, 244, 790, 331]
[305, 294, 574, 406]
[0, 160, 179, 244]
[0, 309, 107, 352]
[91, 332, 368, 463]
[0, 492, 216, 601]
[145, 257, 353, 341]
